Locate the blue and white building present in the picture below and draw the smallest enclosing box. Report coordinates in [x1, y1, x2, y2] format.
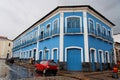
[12, 5, 115, 71]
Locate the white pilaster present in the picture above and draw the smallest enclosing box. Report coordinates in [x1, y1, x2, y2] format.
[59, 12, 64, 62]
[36, 26, 40, 60]
[83, 11, 89, 62]
[102, 52, 104, 63]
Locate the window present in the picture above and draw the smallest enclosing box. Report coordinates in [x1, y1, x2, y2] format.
[46, 24, 50, 37]
[34, 30, 38, 38]
[30, 33, 33, 39]
[8, 43, 11, 47]
[96, 23, 101, 35]
[88, 19, 94, 33]
[108, 30, 111, 37]
[53, 19, 58, 35]
[103, 27, 106, 36]
[40, 28, 44, 39]
[29, 50, 32, 57]
[66, 16, 81, 33]
[106, 52, 108, 63]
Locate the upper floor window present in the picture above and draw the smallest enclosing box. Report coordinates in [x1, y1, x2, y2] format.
[40, 28, 44, 39]
[105, 52, 108, 63]
[9, 43, 11, 47]
[53, 19, 59, 35]
[102, 27, 106, 36]
[30, 33, 33, 39]
[88, 19, 94, 34]
[47, 24, 50, 34]
[66, 16, 81, 33]
[34, 30, 38, 38]
[96, 23, 101, 35]
[45, 24, 50, 37]
[108, 30, 111, 37]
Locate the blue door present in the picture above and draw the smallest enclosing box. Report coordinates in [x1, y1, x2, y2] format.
[67, 48, 81, 71]
[39, 52, 42, 62]
[90, 50, 95, 71]
[33, 49, 36, 60]
[106, 53, 108, 69]
[100, 52, 102, 71]
[53, 49, 57, 63]
[45, 51, 49, 60]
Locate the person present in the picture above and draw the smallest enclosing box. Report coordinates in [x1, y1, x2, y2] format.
[29, 58, 34, 64]
[112, 65, 119, 79]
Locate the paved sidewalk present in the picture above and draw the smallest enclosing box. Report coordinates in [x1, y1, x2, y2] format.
[14, 62, 120, 80]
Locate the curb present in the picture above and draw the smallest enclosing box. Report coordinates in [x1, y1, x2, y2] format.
[58, 72, 89, 80]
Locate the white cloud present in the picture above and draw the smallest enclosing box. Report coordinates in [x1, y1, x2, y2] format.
[0, 0, 119, 40]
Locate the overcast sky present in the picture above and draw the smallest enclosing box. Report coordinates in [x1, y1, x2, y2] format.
[0, 0, 120, 40]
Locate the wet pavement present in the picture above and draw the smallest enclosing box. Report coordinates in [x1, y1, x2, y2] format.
[0, 59, 120, 80]
[0, 60, 35, 80]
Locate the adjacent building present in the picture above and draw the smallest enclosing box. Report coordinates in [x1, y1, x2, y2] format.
[0, 36, 13, 59]
[113, 33, 120, 64]
[12, 5, 115, 71]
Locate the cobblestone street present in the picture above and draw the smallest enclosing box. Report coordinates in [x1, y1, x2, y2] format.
[20, 71, 120, 80]
[0, 59, 120, 80]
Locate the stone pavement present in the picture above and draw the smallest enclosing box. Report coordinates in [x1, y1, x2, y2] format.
[14, 62, 120, 80]
[19, 70, 120, 80]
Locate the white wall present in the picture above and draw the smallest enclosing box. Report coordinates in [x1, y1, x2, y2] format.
[113, 34, 120, 43]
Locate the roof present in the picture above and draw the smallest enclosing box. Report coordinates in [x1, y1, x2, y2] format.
[0, 36, 11, 41]
[13, 5, 115, 41]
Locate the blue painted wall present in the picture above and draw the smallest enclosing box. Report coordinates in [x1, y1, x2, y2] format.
[64, 35, 84, 61]
[38, 36, 60, 51]
[87, 12, 113, 51]
[87, 12, 111, 30]
[64, 12, 84, 33]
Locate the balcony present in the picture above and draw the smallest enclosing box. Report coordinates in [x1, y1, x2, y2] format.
[65, 27, 81, 34]
[96, 32, 114, 43]
[39, 35, 44, 40]
[44, 32, 51, 38]
[52, 29, 59, 36]
[32, 37, 37, 43]
[88, 29, 97, 37]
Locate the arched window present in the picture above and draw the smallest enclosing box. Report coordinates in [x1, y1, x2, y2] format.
[105, 52, 108, 63]
[46, 24, 50, 37]
[66, 16, 81, 33]
[88, 19, 94, 34]
[40, 28, 44, 39]
[53, 19, 59, 35]
[96, 23, 101, 36]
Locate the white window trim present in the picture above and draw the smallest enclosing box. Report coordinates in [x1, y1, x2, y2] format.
[108, 29, 111, 37]
[96, 22, 101, 35]
[40, 27, 44, 39]
[103, 26, 107, 35]
[34, 30, 38, 38]
[90, 48, 97, 62]
[39, 50, 43, 60]
[65, 46, 83, 62]
[31, 32, 33, 39]
[33, 48, 37, 60]
[88, 18, 95, 34]
[52, 48, 59, 60]
[29, 49, 33, 58]
[26, 50, 29, 59]
[46, 49, 50, 60]
[46, 23, 51, 33]
[65, 16, 82, 34]
[52, 18, 59, 35]
[105, 51, 110, 63]
[98, 50, 104, 63]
